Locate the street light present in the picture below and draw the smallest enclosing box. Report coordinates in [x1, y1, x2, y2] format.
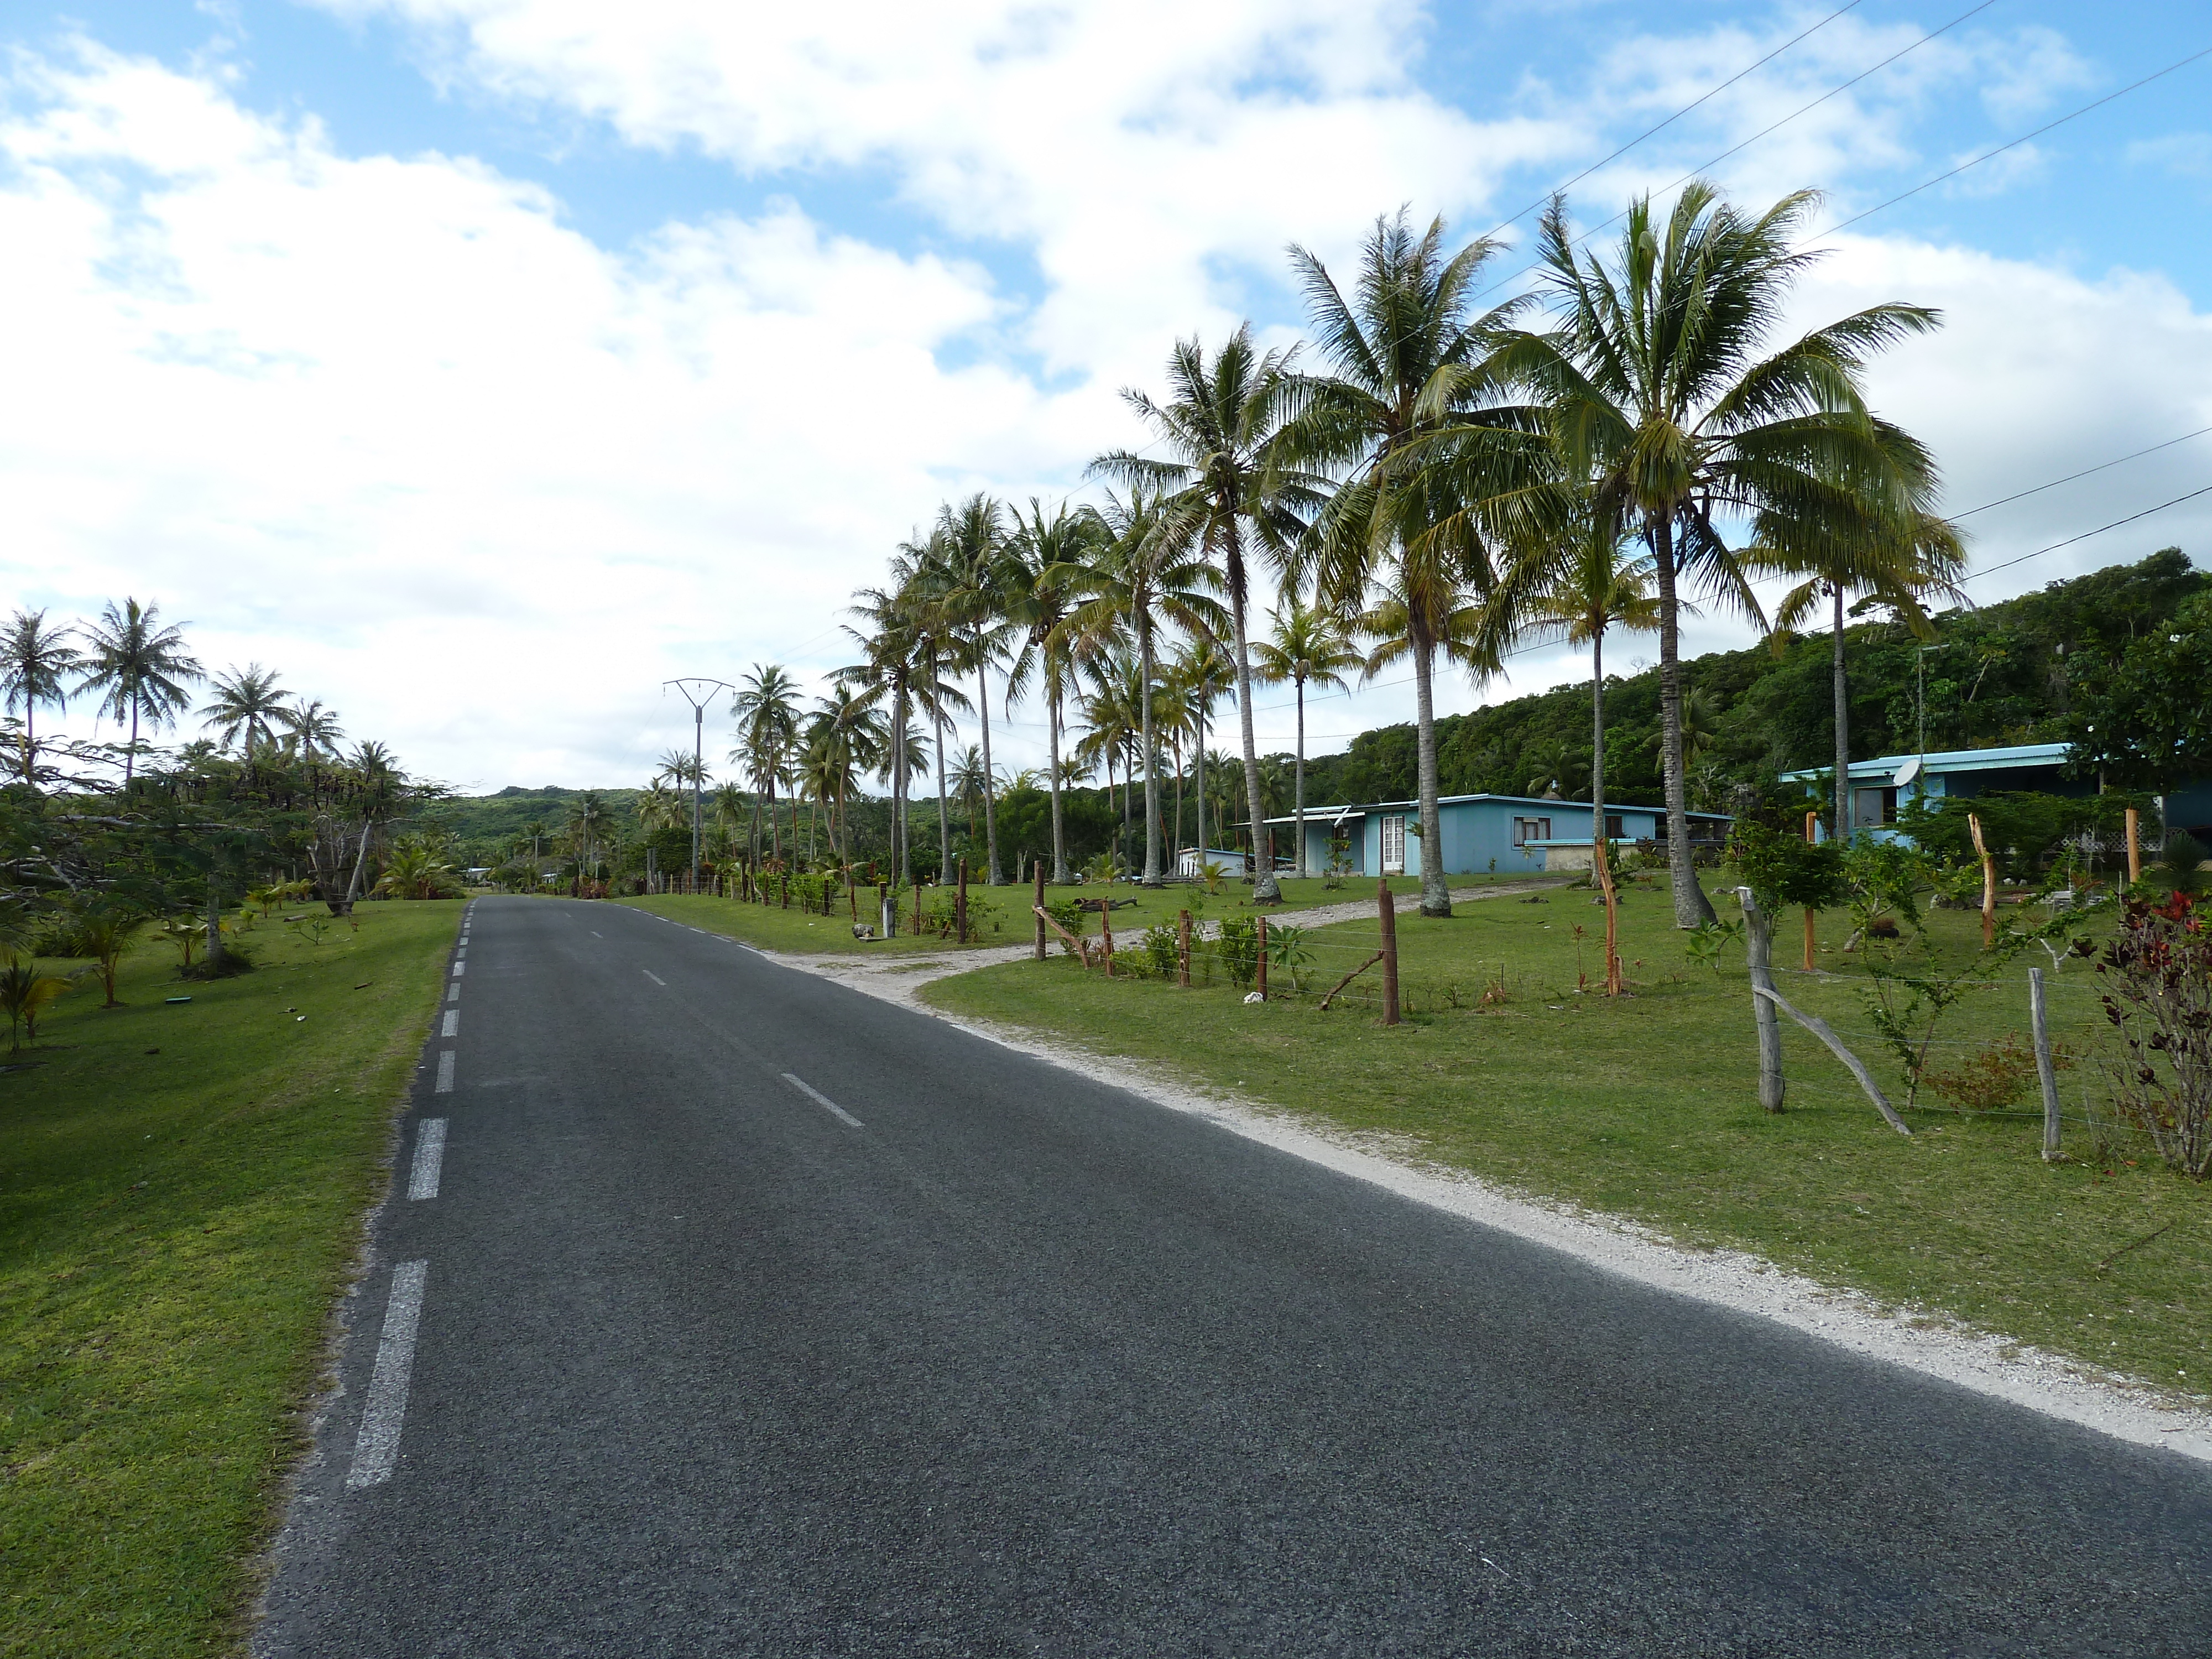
[664, 678, 734, 888]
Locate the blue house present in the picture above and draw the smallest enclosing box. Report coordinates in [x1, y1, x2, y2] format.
[1778, 742, 2212, 843]
[1264, 794, 1732, 877]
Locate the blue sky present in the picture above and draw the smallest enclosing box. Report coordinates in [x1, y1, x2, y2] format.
[2, 0, 2207, 785]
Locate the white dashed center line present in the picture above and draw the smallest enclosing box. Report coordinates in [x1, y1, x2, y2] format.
[435, 1051, 455, 1093]
[591, 931, 603, 938]
[408, 1119, 446, 1200]
[781, 1072, 863, 1128]
[347, 1260, 428, 1489]
[641, 969, 666, 987]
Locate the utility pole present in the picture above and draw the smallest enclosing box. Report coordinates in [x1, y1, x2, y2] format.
[664, 679, 734, 887]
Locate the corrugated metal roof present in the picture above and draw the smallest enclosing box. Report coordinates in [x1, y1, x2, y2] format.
[1777, 742, 2069, 784]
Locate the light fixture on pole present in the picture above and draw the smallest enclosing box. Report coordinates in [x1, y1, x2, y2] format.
[664, 678, 734, 888]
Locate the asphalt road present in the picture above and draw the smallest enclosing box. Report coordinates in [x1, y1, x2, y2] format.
[257, 896, 2211, 1657]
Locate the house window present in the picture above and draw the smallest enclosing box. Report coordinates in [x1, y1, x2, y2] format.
[1604, 813, 1624, 839]
[1853, 787, 1898, 829]
[1381, 813, 1406, 874]
[1512, 816, 1551, 848]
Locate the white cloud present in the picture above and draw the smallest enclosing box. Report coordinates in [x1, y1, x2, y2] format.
[0, 40, 1081, 787]
[2, 11, 2205, 792]
[2128, 132, 2212, 182]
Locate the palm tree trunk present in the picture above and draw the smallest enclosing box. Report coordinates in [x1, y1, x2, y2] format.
[1833, 583, 1851, 844]
[1172, 740, 1186, 876]
[1293, 672, 1308, 880]
[1412, 629, 1449, 917]
[1229, 549, 1280, 901]
[126, 701, 140, 785]
[1590, 628, 1607, 852]
[894, 686, 911, 886]
[977, 662, 1001, 885]
[1195, 714, 1207, 862]
[1047, 688, 1069, 885]
[1652, 515, 1717, 928]
[20, 702, 33, 786]
[1139, 619, 1162, 885]
[934, 711, 951, 883]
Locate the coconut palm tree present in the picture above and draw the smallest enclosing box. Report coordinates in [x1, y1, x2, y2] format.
[1503, 184, 1944, 925]
[1073, 649, 1146, 875]
[1170, 634, 1237, 862]
[948, 744, 990, 844]
[1250, 593, 1361, 877]
[1063, 488, 1224, 884]
[806, 682, 887, 863]
[77, 598, 204, 784]
[732, 662, 803, 865]
[842, 573, 925, 884]
[2, 609, 81, 785]
[201, 664, 291, 757]
[931, 494, 1017, 884]
[1751, 508, 1966, 841]
[1004, 498, 1100, 884]
[1092, 325, 1326, 901]
[1507, 500, 1661, 855]
[1282, 209, 1548, 917]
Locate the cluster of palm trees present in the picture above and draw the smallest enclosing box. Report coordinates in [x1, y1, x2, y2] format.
[827, 182, 1965, 925]
[2, 598, 364, 786]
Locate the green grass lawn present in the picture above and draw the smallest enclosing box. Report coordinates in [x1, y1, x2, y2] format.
[618, 870, 1554, 957]
[924, 879, 2212, 1397]
[1, 900, 459, 1658]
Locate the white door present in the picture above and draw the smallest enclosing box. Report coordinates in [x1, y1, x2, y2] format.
[1381, 813, 1406, 874]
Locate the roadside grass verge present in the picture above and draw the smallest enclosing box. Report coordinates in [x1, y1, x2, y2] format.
[1, 901, 459, 1658]
[619, 872, 1553, 957]
[922, 884, 2212, 1397]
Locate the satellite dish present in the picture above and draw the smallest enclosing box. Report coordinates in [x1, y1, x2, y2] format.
[1894, 757, 1923, 789]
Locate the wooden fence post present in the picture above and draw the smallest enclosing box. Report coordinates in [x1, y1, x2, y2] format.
[878, 881, 891, 940]
[1178, 908, 1191, 987]
[912, 876, 922, 938]
[2125, 807, 2142, 885]
[848, 869, 857, 921]
[1981, 821, 1998, 944]
[2031, 965, 2062, 1161]
[1256, 913, 1268, 1000]
[1100, 898, 1114, 976]
[1377, 876, 1400, 1026]
[1033, 861, 1046, 961]
[956, 858, 969, 945]
[1739, 887, 1786, 1113]
[1803, 809, 1820, 971]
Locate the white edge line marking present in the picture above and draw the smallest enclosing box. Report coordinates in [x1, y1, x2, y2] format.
[346, 1260, 428, 1487]
[781, 1072, 863, 1128]
[446, 983, 459, 1004]
[441, 1009, 458, 1037]
[408, 1118, 447, 1200]
[450, 961, 464, 977]
[591, 931, 603, 938]
[641, 969, 666, 986]
[434, 1051, 455, 1093]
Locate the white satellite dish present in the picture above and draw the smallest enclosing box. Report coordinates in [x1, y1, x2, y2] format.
[1894, 756, 1923, 789]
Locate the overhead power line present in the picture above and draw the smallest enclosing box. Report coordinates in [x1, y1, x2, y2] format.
[1961, 482, 2212, 583]
[1951, 426, 2212, 520]
[1475, 0, 1869, 243]
[1810, 41, 2212, 242]
[1469, 0, 1998, 306]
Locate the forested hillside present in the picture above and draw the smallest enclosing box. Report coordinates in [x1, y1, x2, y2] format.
[439, 551, 2203, 879]
[1300, 549, 2206, 810]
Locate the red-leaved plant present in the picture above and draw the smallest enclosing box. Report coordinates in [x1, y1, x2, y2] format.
[2098, 892, 2212, 1178]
